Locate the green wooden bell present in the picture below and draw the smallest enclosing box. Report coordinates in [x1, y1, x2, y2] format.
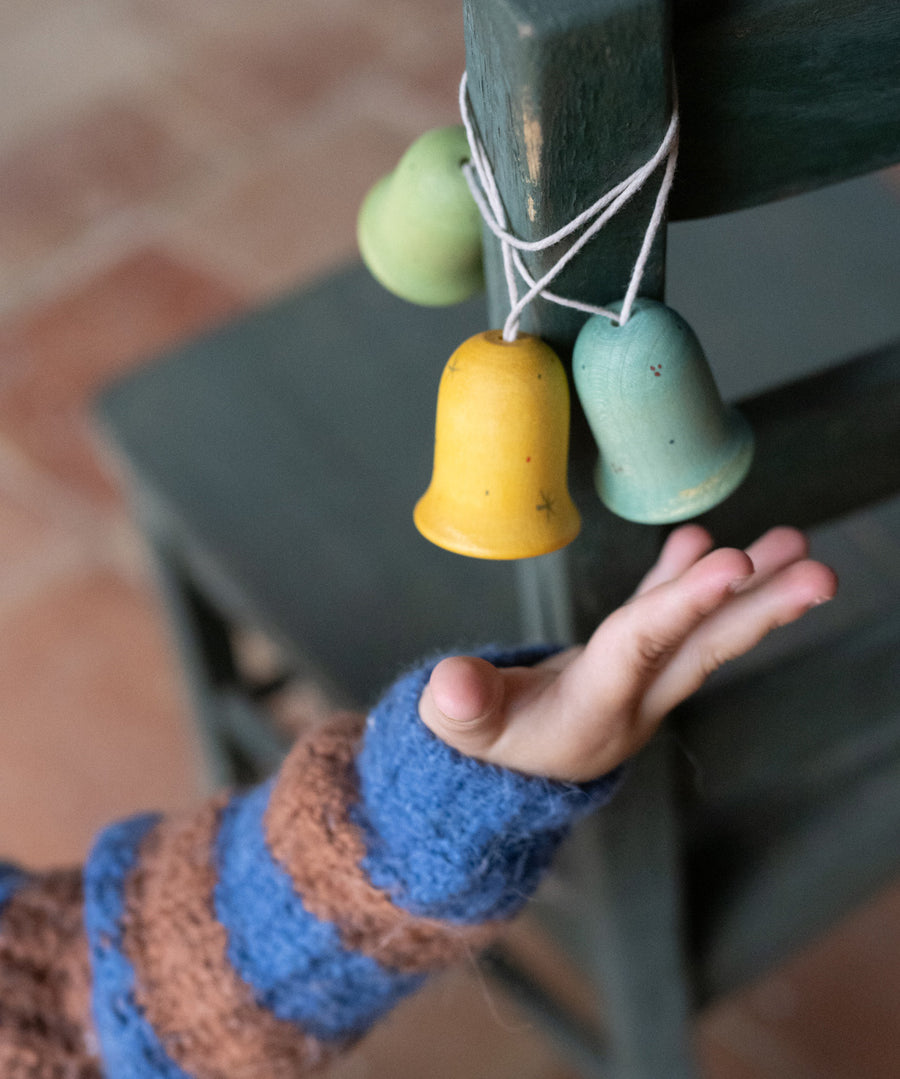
[573, 299, 754, 524]
[357, 125, 484, 306]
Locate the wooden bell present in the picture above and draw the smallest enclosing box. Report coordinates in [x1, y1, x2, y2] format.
[357, 126, 484, 307]
[414, 331, 581, 559]
[573, 299, 754, 524]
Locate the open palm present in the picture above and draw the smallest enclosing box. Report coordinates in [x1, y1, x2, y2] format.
[419, 525, 837, 782]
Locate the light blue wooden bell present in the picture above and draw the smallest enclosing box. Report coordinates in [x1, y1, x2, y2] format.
[573, 299, 754, 524]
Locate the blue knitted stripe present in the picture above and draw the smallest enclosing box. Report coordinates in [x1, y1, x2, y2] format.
[83, 814, 193, 1079]
[354, 646, 623, 923]
[0, 863, 26, 914]
[214, 781, 424, 1043]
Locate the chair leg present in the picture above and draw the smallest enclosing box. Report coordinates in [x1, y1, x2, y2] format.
[543, 735, 700, 1079]
[143, 526, 287, 788]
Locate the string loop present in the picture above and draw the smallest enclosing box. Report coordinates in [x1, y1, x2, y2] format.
[458, 72, 679, 341]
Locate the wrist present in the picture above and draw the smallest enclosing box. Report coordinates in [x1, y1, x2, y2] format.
[354, 646, 623, 922]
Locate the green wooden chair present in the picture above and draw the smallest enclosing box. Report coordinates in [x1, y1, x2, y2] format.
[95, 1, 900, 1075]
[463, 3, 900, 1075]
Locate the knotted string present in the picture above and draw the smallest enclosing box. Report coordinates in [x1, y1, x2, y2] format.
[458, 72, 680, 341]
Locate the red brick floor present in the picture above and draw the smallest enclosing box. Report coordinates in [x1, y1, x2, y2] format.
[0, 3, 897, 1077]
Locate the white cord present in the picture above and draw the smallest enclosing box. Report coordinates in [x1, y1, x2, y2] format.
[458, 71, 679, 340]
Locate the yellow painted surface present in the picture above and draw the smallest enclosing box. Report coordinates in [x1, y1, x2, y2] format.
[415, 331, 581, 560]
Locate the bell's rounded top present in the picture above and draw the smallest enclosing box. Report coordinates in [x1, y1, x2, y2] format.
[447, 328, 562, 367]
[574, 298, 700, 386]
[393, 126, 478, 220]
[358, 126, 484, 306]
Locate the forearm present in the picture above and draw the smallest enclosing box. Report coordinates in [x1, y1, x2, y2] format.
[1, 648, 620, 1078]
[0, 866, 99, 1078]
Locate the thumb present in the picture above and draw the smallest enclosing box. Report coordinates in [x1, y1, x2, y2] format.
[418, 656, 507, 757]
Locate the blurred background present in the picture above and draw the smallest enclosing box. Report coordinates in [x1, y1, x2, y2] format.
[0, 1, 898, 1076]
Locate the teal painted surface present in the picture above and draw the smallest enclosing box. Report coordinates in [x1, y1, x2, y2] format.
[357, 126, 484, 306]
[698, 341, 900, 546]
[681, 611, 900, 1001]
[671, 0, 900, 218]
[463, 0, 672, 352]
[463, 0, 670, 631]
[573, 300, 753, 523]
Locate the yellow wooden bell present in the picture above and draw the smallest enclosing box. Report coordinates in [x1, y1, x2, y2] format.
[414, 330, 581, 559]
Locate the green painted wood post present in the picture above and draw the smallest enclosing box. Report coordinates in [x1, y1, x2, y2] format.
[463, 4, 699, 1077]
[670, 0, 900, 218]
[462, 0, 669, 640]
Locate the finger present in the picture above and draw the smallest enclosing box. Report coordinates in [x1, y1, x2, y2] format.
[534, 644, 582, 674]
[641, 557, 838, 720]
[588, 546, 754, 689]
[738, 526, 810, 589]
[418, 655, 507, 757]
[481, 548, 751, 779]
[633, 524, 715, 596]
[420, 656, 568, 773]
[554, 547, 753, 745]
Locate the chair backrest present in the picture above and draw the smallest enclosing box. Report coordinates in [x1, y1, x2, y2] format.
[671, 0, 900, 219]
[463, 0, 900, 630]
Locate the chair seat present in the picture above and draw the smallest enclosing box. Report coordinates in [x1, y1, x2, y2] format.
[96, 266, 521, 708]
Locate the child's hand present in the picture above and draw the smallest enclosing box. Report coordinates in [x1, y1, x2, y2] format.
[418, 526, 837, 782]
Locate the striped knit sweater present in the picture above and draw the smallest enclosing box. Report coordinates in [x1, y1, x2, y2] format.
[0, 649, 620, 1077]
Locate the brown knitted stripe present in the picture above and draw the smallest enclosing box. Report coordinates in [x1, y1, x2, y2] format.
[0, 870, 102, 1078]
[122, 798, 332, 1079]
[264, 719, 500, 973]
[0, 1034, 102, 1079]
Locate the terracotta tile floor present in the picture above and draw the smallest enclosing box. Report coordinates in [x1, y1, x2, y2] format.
[0, 2, 897, 1077]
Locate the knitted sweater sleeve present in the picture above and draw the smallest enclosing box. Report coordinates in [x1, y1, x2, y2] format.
[0, 648, 621, 1078]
